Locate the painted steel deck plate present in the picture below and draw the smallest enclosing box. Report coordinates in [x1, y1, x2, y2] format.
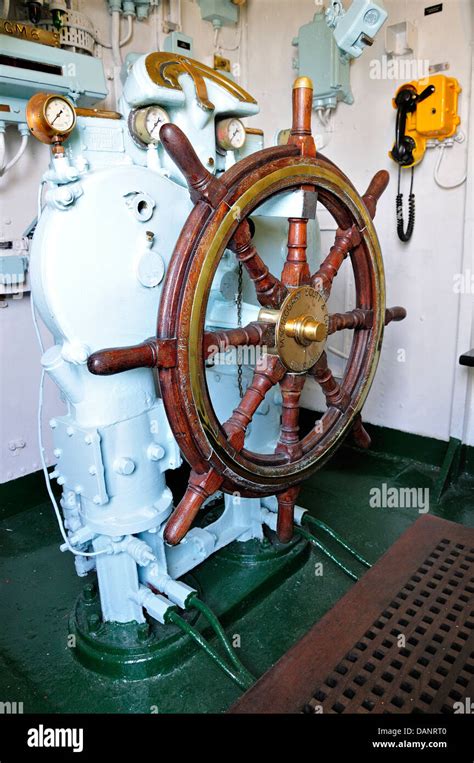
[231, 515, 474, 713]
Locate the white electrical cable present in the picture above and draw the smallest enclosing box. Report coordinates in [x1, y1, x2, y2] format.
[0, 132, 5, 172]
[218, 23, 242, 52]
[95, 14, 133, 49]
[111, 9, 122, 66]
[30, 292, 107, 558]
[315, 107, 334, 150]
[37, 368, 107, 558]
[37, 179, 45, 222]
[213, 25, 220, 52]
[0, 132, 29, 178]
[119, 13, 133, 46]
[434, 142, 467, 190]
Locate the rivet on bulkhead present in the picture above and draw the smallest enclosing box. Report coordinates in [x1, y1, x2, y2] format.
[147, 444, 165, 462]
[113, 457, 136, 475]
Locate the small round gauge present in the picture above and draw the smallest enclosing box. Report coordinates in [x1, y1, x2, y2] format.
[129, 105, 170, 147]
[216, 117, 246, 152]
[44, 96, 76, 133]
[26, 92, 77, 145]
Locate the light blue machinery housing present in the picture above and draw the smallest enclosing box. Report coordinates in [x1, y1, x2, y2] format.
[0, 34, 108, 125]
[27, 44, 317, 674]
[292, 0, 387, 111]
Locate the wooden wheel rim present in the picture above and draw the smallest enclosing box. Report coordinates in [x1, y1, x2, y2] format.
[158, 155, 386, 493]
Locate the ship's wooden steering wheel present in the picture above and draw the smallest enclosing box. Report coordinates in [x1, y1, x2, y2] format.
[89, 78, 406, 546]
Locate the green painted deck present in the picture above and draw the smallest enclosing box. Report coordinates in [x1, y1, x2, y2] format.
[0, 425, 473, 713]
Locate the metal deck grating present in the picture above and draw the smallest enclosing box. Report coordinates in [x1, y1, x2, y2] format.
[230, 515, 474, 714]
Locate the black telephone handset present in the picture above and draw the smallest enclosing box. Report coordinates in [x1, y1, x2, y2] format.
[391, 84, 436, 166]
[391, 84, 435, 243]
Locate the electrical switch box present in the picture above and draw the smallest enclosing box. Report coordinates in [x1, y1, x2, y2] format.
[163, 31, 194, 57]
[0, 239, 29, 290]
[292, 12, 353, 110]
[413, 74, 461, 139]
[198, 0, 239, 28]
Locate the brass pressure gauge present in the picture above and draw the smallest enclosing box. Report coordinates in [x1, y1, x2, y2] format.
[26, 92, 76, 145]
[216, 117, 246, 152]
[128, 105, 170, 147]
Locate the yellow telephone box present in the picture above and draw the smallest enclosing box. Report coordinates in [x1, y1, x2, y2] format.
[391, 74, 461, 167]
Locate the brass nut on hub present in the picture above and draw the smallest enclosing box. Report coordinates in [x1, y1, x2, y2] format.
[285, 315, 327, 346]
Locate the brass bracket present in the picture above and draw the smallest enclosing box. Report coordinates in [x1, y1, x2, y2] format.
[145, 52, 257, 112]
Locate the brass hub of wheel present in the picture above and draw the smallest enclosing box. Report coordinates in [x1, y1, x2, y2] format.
[259, 286, 329, 373]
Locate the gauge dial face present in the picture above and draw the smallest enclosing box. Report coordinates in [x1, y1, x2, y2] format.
[130, 105, 170, 146]
[216, 118, 246, 151]
[144, 106, 170, 143]
[26, 92, 77, 145]
[44, 96, 76, 134]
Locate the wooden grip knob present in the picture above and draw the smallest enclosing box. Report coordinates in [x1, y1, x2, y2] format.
[160, 123, 226, 207]
[352, 414, 371, 449]
[289, 77, 316, 158]
[164, 468, 224, 545]
[385, 306, 407, 323]
[363, 170, 390, 219]
[87, 339, 158, 376]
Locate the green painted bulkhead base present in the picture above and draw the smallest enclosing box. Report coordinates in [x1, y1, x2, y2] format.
[0, 421, 473, 713]
[70, 535, 308, 680]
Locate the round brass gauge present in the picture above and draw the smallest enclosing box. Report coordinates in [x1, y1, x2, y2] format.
[216, 117, 246, 152]
[26, 92, 76, 145]
[128, 105, 170, 147]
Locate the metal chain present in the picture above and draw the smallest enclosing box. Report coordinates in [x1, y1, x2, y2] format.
[236, 262, 244, 398]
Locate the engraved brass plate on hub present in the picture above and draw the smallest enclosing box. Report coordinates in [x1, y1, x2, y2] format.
[260, 286, 329, 373]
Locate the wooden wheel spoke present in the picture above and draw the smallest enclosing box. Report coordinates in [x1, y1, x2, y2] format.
[223, 354, 286, 452]
[328, 306, 407, 335]
[310, 169, 390, 298]
[310, 356, 370, 449]
[276, 373, 306, 460]
[311, 351, 350, 412]
[204, 321, 273, 361]
[277, 486, 300, 544]
[229, 220, 288, 309]
[281, 217, 311, 288]
[311, 225, 361, 298]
